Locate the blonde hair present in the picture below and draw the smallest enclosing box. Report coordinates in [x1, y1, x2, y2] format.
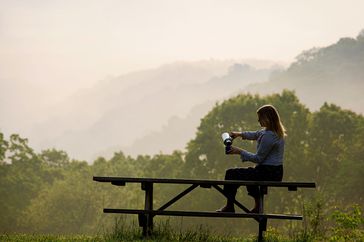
[257, 104, 286, 138]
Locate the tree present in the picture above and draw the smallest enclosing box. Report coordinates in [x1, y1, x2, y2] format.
[306, 103, 361, 189]
[0, 134, 44, 232]
[21, 161, 100, 234]
[40, 148, 70, 168]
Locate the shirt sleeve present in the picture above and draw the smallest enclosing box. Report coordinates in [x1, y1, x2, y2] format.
[241, 131, 260, 140]
[240, 132, 275, 164]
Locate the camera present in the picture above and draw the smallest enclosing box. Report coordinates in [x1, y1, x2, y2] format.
[221, 132, 233, 154]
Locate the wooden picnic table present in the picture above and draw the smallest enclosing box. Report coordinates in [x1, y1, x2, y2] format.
[93, 176, 316, 241]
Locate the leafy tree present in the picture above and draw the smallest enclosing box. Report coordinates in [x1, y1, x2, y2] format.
[307, 103, 362, 189]
[40, 148, 70, 168]
[0, 134, 44, 232]
[21, 161, 100, 234]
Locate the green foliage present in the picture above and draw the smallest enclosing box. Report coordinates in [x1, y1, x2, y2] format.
[0, 134, 44, 232]
[0, 132, 9, 162]
[329, 204, 364, 241]
[20, 162, 99, 234]
[306, 103, 360, 189]
[40, 148, 70, 168]
[300, 196, 327, 240]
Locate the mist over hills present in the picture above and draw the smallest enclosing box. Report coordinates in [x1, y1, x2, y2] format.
[2, 32, 363, 161]
[20, 60, 277, 160]
[246, 33, 364, 113]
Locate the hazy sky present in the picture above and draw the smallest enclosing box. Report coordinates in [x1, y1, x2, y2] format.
[1, 0, 364, 100]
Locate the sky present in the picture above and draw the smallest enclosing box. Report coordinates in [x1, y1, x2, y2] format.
[1, 0, 364, 101]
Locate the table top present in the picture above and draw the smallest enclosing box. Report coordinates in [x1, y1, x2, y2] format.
[93, 176, 316, 188]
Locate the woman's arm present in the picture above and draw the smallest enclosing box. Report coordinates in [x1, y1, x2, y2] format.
[240, 133, 275, 164]
[241, 131, 260, 140]
[229, 131, 259, 140]
[229, 131, 242, 139]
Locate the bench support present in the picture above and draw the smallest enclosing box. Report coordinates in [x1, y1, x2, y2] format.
[138, 182, 269, 240]
[141, 182, 153, 235]
[157, 184, 198, 211]
[258, 186, 267, 242]
[137, 182, 271, 240]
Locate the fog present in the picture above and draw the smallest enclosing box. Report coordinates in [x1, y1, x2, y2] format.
[1, 0, 364, 161]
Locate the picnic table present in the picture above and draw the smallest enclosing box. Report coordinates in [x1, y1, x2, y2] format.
[93, 176, 316, 241]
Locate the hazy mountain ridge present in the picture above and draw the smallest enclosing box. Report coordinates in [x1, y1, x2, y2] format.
[246, 34, 364, 113]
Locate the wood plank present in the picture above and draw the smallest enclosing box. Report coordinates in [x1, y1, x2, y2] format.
[103, 208, 303, 220]
[93, 176, 316, 188]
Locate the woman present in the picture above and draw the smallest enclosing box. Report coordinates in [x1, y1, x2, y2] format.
[217, 104, 286, 213]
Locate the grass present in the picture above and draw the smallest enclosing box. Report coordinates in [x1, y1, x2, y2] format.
[103, 219, 253, 242]
[0, 221, 260, 242]
[0, 230, 333, 242]
[0, 233, 256, 242]
[0, 219, 354, 242]
[0, 231, 317, 242]
[0, 234, 103, 242]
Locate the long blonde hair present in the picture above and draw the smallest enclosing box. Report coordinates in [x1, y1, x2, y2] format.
[257, 104, 286, 138]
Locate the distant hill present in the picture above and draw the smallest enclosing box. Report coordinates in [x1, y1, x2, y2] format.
[246, 33, 364, 113]
[26, 60, 277, 160]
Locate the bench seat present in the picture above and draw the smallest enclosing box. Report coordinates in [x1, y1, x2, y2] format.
[103, 208, 303, 220]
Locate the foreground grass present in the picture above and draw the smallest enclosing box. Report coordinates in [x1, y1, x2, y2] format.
[1, 220, 362, 242]
[3, 204, 363, 241]
[0, 233, 281, 242]
[0, 229, 314, 242]
[0, 234, 103, 242]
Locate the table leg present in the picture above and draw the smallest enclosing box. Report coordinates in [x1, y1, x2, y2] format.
[141, 182, 153, 236]
[258, 186, 267, 242]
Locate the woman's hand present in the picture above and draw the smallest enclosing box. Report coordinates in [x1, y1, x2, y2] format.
[227, 146, 243, 155]
[229, 131, 242, 139]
